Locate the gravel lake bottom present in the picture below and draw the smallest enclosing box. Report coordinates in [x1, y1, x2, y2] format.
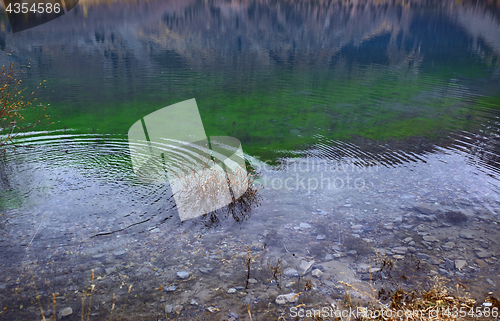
[0, 143, 499, 320]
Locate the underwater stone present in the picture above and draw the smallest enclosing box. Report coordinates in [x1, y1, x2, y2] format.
[283, 268, 299, 277]
[459, 231, 474, 239]
[455, 260, 467, 270]
[476, 251, 492, 259]
[414, 203, 435, 214]
[423, 236, 437, 242]
[276, 293, 299, 304]
[58, 307, 73, 319]
[299, 260, 314, 275]
[176, 271, 190, 279]
[299, 222, 312, 229]
[311, 269, 323, 278]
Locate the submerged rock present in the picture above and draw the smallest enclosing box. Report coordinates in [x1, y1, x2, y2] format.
[283, 268, 299, 277]
[276, 293, 299, 304]
[58, 307, 73, 319]
[455, 260, 467, 270]
[312, 269, 323, 278]
[414, 203, 435, 214]
[476, 251, 492, 259]
[459, 231, 474, 239]
[176, 271, 190, 279]
[299, 260, 314, 275]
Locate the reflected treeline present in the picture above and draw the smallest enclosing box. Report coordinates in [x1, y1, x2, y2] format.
[1, 0, 500, 177]
[3, 0, 500, 76]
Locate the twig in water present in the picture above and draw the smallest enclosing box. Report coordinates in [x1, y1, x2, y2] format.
[87, 270, 94, 321]
[108, 293, 116, 321]
[120, 285, 133, 321]
[246, 304, 253, 321]
[52, 293, 56, 321]
[30, 271, 46, 321]
[81, 290, 86, 321]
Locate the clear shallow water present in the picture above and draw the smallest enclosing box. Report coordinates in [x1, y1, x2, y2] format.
[1, 0, 500, 320]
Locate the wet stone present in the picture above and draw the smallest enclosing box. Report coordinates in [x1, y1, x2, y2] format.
[112, 250, 127, 257]
[439, 268, 449, 275]
[299, 260, 314, 275]
[475, 259, 489, 268]
[415, 253, 431, 260]
[324, 254, 333, 261]
[58, 307, 73, 319]
[459, 231, 475, 239]
[444, 211, 468, 224]
[414, 203, 436, 214]
[190, 299, 198, 305]
[165, 304, 174, 314]
[455, 260, 467, 270]
[357, 264, 370, 274]
[479, 241, 490, 249]
[316, 234, 326, 240]
[444, 259, 454, 270]
[276, 293, 299, 304]
[283, 268, 299, 278]
[165, 286, 177, 292]
[476, 251, 492, 259]
[199, 267, 213, 274]
[227, 288, 237, 294]
[105, 267, 116, 275]
[176, 271, 190, 279]
[443, 242, 455, 250]
[311, 269, 323, 278]
[248, 278, 257, 284]
[403, 237, 413, 244]
[331, 245, 342, 251]
[417, 214, 437, 221]
[393, 246, 408, 255]
[299, 222, 312, 229]
[423, 235, 437, 242]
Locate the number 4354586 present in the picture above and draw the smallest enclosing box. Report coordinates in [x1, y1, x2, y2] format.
[5, 2, 61, 14]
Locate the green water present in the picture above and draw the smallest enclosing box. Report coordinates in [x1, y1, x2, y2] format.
[3, 1, 496, 163]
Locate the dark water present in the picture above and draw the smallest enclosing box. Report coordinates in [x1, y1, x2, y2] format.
[0, 0, 500, 320]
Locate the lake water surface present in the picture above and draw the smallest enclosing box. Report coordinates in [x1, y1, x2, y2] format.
[1, 0, 500, 320]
